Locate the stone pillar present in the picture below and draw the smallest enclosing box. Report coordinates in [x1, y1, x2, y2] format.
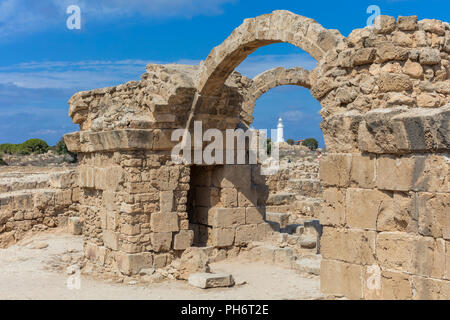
[314, 15, 450, 299]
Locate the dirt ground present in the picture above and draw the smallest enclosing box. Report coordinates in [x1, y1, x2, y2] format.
[0, 229, 323, 300]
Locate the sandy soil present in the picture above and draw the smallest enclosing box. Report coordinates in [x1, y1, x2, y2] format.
[0, 230, 323, 300]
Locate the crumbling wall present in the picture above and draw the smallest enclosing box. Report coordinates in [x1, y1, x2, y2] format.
[64, 11, 449, 299]
[0, 167, 79, 247]
[314, 15, 449, 299]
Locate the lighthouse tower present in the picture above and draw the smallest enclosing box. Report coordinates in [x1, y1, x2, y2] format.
[276, 117, 284, 143]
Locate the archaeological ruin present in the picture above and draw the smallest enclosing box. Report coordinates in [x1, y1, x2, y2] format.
[1, 10, 449, 299]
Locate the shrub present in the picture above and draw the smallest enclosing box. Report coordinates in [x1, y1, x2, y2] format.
[0, 143, 20, 154]
[0, 155, 6, 166]
[301, 138, 319, 150]
[54, 138, 77, 163]
[19, 139, 50, 155]
[286, 139, 294, 145]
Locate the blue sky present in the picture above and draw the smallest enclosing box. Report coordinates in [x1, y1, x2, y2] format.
[0, 0, 448, 147]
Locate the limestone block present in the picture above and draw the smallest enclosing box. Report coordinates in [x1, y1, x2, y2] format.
[235, 224, 265, 245]
[346, 188, 392, 230]
[375, 15, 396, 34]
[377, 192, 418, 233]
[220, 188, 237, 208]
[265, 212, 289, 229]
[376, 156, 418, 191]
[150, 232, 172, 252]
[319, 154, 352, 187]
[416, 193, 450, 239]
[321, 227, 376, 265]
[446, 241, 450, 280]
[160, 190, 174, 213]
[353, 48, 377, 66]
[237, 187, 258, 207]
[120, 223, 140, 236]
[245, 207, 265, 224]
[320, 259, 364, 300]
[116, 252, 153, 276]
[153, 254, 168, 268]
[67, 217, 82, 235]
[211, 228, 235, 247]
[320, 187, 346, 227]
[411, 276, 450, 300]
[350, 153, 376, 188]
[377, 43, 409, 62]
[419, 48, 441, 65]
[209, 208, 245, 228]
[63, 131, 81, 153]
[377, 73, 412, 92]
[173, 230, 194, 250]
[103, 230, 120, 251]
[358, 106, 450, 154]
[188, 273, 234, 289]
[397, 16, 418, 31]
[380, 271, 412, 300]
[377, 232, 445, 278]
[402, 60, 423, 79]
[150, 212, 179, 232]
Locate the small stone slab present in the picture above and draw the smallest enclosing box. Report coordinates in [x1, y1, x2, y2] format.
[188, 273, 235, 289]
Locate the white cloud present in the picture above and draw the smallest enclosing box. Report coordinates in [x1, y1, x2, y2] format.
[236, 53, 316, 78]
[279, 110, 305, 122]
[0, 0, 235, 38]
[0, 52, 316, 90]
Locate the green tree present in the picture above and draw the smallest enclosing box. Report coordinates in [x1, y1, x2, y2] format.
[54, 138, 77, 163]
[301, 138, 319, 150]
[286, 138, 294, 145]
[19, 139, 49, 155]
[0, 143, 19, 154]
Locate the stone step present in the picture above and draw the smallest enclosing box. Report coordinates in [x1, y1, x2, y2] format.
[266, 192, 296, 206]
[0, 188, 71, 214]
[286, 178, 322, 197]
[0, 171, 75, 193]
[294, 255, 321, 276]
[265, 212, 290, 229]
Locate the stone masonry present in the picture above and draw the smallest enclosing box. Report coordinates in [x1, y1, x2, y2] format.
[63, 11, 449, 299]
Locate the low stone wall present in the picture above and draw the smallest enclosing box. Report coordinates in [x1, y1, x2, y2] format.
[0, 167, 80, 247]
[265, 147, 323, 224]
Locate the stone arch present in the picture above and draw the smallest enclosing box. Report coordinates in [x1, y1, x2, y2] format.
[241, 66, 311, 126]
[196, 10, 344, 95]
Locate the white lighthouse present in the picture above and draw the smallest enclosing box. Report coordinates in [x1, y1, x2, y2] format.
[276, 117, 284, 143]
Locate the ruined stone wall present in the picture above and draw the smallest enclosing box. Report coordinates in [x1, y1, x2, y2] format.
[188, 165, 268, 248]
[313, 16, 449, 299]
[0, 167, 79, 247]
[64, 11, 449, 299]
[265, 147, 322, 224]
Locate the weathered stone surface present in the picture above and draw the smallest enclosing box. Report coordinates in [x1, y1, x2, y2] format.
[321, 227, 376, 264]
[398, 16, 418, 31]
[173, 230, 194, 250]
[377, 232, 445, 278]
[377, 73, 412, 92]
[188, 273, 234, 289]
[150, 212, 179, 232]
[320, 259, 363, 300]
[68, 217, 82, 235]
